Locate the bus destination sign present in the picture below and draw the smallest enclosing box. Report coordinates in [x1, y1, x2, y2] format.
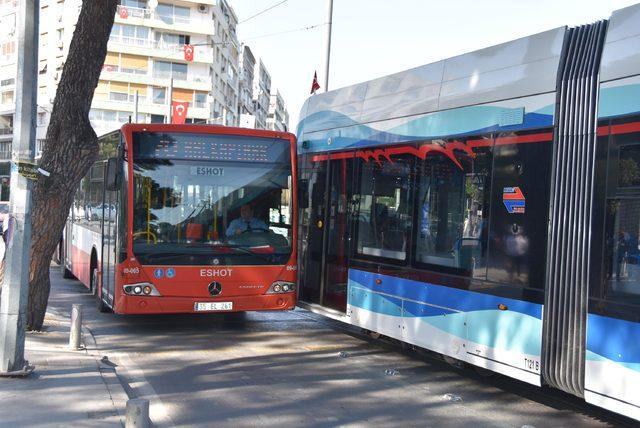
[133, 132, 290, 163]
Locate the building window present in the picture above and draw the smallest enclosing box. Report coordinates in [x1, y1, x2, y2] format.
[121, 0, 148, 8]
[102, 111, 117, 122]
[0, 141, 11, 160]
[156, 3, 190, 24]
[1, 91, 13, 104]
[0, 78, 14, 87]
[89, 109, 130, 124]
[109, 91, 129, 102]
[153, 61, 187, 80]
[1, 41, 15, 57]
[194, 92, 207, 108]
[152, 87, 166, 104]
[37, 112, 46, 126]
[155, 32, 190, 48]
[111, 23, 149, 46]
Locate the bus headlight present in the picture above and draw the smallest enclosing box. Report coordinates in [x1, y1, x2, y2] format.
[267, 281, 295, 294]
[123, 283, 161, 296]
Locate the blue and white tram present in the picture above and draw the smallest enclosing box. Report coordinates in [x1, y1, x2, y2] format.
[296, 3, 640, 421]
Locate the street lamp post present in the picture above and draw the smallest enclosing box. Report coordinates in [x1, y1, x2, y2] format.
[322, 0, 334, 92]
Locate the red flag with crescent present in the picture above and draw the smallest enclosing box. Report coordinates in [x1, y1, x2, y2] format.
[310, 71, 320, 94]
[119, 7, 129, 19]
[184, 44, 194, 62]
[171, 101, 189, 124]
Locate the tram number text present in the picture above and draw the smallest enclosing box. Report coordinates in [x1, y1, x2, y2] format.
[524, 358, 540, 372]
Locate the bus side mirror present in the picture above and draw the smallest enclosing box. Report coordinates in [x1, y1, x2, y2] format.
[298, 179, 308, 209]
[105, 157, 121, 191]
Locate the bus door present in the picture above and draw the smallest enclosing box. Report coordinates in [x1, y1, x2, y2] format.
[323, 158, 353, 312]
[301, 157, 353, 312]
[100, 165, 119, 307]
[582, 121, 640, 416]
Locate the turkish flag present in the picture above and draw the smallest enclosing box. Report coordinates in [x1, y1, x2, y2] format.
[184, 44, 194, 62]
[310, 71, 320, 94]
[171, 101, 189, 124]
[119, 7, 128, 19]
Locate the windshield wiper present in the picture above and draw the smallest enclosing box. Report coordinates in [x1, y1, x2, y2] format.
[203, 243, 276, 262]
[138, 245, 279, 263]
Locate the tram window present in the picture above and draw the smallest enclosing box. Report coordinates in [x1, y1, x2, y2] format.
[354, 156, 412, 261]
[414, 146, 491, 275]
[618, 145, 640, 188]
[603, 198, 640, 303]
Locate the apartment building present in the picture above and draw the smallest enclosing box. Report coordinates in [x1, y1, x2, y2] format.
[92, 0, 225, 135]
[0, 0, 288, 196]
[237, 44, 255, 128]
[252, 58, 271, 129]
[209, 0, 239, 126]
[266, 90, 288, 132]
[0, 2, 16, 174]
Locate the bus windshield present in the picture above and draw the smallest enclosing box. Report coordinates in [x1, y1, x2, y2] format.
[131, 132, 293, 265]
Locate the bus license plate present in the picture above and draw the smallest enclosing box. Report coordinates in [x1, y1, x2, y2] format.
[195, 302, 233, 311]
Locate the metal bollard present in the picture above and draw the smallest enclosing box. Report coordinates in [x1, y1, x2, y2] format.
[68, 304, 82, 350]
[126, 398, 150, 428]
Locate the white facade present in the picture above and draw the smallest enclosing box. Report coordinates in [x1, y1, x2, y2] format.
[252, 58, 271, 129]
[266, 90, 288, 132]
[209, 0, 239, 126]
[237, 44, 255, 127]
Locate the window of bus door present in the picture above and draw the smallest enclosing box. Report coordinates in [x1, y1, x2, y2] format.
[603, 139, 640, 306]
[414, 143, 491, 276]
[354, 155, 412, 261]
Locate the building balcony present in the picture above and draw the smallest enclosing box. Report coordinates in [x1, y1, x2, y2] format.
[92, 99, 210, 120]
[115, 5, 216, 36]
[107, 36, 214, 64]
[100, 67, 211, 91]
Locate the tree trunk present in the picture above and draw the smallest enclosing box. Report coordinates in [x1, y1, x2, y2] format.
[26, 1, 118, 330]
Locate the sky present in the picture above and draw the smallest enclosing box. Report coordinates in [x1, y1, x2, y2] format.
[231, 0, 640, 129]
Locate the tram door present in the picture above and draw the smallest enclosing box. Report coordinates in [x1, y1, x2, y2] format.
[301, 158, 352, 312]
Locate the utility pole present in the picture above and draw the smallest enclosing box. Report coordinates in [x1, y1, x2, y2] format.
[0, 0, 39, 376]
[322, 0, 334, 92]
[133, 91, 139, 123]
[167, 77, 173, 124]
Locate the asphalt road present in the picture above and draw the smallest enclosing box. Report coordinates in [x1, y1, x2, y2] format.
[48, 268, 633, 428]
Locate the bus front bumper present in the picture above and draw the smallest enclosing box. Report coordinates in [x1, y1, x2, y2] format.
[115, 292, 296, 314]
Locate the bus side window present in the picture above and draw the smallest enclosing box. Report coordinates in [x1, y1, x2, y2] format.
[413, 141, 491, 278]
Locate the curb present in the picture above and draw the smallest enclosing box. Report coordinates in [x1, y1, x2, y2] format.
[45, 308, 130, 427]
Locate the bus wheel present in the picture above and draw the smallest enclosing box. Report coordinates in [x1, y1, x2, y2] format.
[93, 267, 109, 313]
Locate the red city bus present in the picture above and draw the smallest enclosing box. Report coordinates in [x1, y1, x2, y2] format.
[61, 124, 297, 314]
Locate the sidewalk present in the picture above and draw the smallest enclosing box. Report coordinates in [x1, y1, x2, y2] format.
[0, 309, 129, 427]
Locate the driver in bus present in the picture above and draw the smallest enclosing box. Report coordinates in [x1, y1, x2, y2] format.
[226, 204, 267, 237]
